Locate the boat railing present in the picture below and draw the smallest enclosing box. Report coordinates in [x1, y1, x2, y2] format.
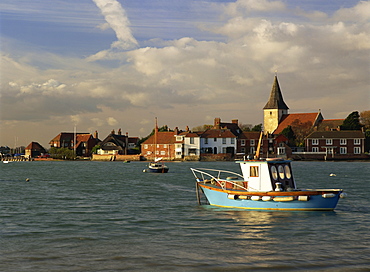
[190, 168, 247, 191]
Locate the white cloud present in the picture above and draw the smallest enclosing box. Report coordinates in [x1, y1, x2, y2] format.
[90, 0, 138, 61]
[107, 117, 118, 126]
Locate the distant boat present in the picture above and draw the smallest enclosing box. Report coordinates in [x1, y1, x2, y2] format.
[191, 133, 346, 211]
[147, 158, 169, 173]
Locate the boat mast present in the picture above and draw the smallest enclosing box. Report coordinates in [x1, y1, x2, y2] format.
[154, 117, 158, 161]
[254, 132, 263, 159]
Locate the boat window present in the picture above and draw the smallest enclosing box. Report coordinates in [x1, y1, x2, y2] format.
[250, 166, 259, 177]
[284, 165, 291, 179]
[271, 166, 278, 180]
[278, 165, 285, 179]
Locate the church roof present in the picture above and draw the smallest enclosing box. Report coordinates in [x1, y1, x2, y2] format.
[273, 112, 322, 134]
[263, 75, 289, 110]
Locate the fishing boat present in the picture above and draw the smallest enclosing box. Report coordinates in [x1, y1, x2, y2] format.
[148, 158, 169, 173]
[191, 134, 346, 211]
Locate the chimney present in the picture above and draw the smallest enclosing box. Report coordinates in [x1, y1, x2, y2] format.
[174, 127, 179, 135]
[214, 118, 221, 128]
[118, 128, 122, 135]
[94, 130, 98, 139]
[111, 129, 115, 134]
[232, 119, 238, 125]
[186, 126, 189, 132]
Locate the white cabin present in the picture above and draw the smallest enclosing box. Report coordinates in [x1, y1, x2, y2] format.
[238, 159, 296, 192]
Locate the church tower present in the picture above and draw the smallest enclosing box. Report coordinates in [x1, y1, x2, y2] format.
[263, 75, 289, 134]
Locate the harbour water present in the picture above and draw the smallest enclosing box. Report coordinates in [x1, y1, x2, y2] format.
[1, 160, 369, 271]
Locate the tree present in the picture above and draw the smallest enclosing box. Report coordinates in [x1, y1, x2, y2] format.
[290, 119, 313, 147]
[49, 147, 75, 160]
[239, 123, 252, 131]
[91, 145, 101, 154]
[192, 124, 213, 131]
[281, 126, 296, 146]
[360, 110, 370, 130]
[251, 123, 262, 131]
[341, 111, 362, 130]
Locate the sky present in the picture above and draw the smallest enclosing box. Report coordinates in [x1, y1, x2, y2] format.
[1, 0, 369, 148]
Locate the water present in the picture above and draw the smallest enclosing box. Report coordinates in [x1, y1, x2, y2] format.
[1, 160, 369, 271]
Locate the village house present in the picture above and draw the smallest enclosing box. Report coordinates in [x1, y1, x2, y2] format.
[305, 131, 367, 160]
[141, 127, 182, 161]
[25, 142, 46, 158]
[97, 129, 139, 155]
[49, 131, 100, 157]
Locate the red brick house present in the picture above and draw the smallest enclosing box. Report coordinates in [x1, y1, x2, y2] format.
[305, 131, 367, 160]
[49, 131, 100, 157]
[141, 128, 182, 161]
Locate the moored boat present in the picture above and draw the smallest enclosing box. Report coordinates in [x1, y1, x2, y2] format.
[147, 159, 169, 173]
[191, 158, 346, 211]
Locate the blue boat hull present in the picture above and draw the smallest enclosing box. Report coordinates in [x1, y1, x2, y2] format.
[200, 186, 341, 211]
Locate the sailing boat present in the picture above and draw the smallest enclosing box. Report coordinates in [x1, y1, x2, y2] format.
[146, 118, 169, 173]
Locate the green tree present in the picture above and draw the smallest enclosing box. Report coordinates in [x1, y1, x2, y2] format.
[281, 125, 296, 146]
[91, 145, 101, 154]
[49, 147, 75, 160]
[341, 111, 362, 130]
[251, 123, 262, 131]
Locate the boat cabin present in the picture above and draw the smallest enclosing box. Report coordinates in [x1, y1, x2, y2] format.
[238, 159, 296, 192]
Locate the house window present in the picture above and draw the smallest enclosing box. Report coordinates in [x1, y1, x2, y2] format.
[144, 144, 148, 149]
[222, 147, 227, 153]
[326, 139, 332, 145]
[312, 147, 319, 152]
[157, 144, 160, 148]
[176, 136, 182, 141]
[241, 140, 245, 146]
[250, 166, 259, 177]
[241, 147, 245, 153]
[163, 144, 167, 148]
[340, 139, 346, 145]
[146, 151, 151, 155]
[190, 138, 194, 144]
[340, 147, 347, 154]
[250, 139, 255, 146]
[205, 138, 208, 144]
[312, 139, 318, 145]
[354, 139, 361, 145]
[214, 138, 217, 142]
[222, 138, 226, 144]
[160, 151, 165, 155]
[250, 147, 255, 154]
[231, 138, 235, 144]
[354, 147, 361, 154]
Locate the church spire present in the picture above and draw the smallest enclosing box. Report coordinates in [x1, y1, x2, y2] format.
[263, 75, 289, 110]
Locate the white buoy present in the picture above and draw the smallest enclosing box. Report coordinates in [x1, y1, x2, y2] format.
[26, 178, 30, 182]
[329, 173, 336, 177]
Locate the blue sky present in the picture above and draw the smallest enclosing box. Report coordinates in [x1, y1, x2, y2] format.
[1, 0, 369, 147]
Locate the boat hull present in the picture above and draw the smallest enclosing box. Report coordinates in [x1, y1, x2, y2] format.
[199, 184, 342, 211]
[148, 167, 169, 173]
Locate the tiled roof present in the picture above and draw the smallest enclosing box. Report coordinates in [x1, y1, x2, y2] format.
[307, 131, 365, 139]
[201, 129, 237, 138]
[143, 131, 178, 145]
[263, 75, 289, 110]
[317, 119, 344, 131]
[239, 131, 261, 139]
[274, 112, 320, 134]
[25, 142, 45, 151]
